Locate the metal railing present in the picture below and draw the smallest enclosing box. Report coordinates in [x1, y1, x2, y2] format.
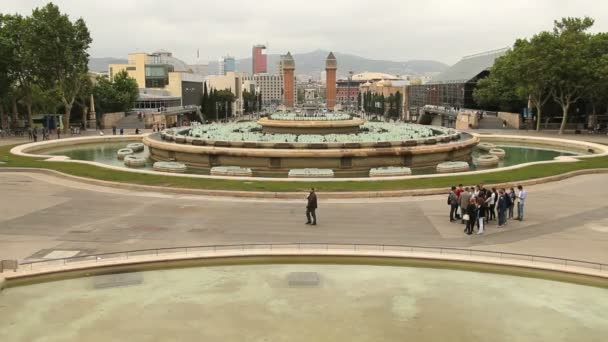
[9, 243, 606, 274]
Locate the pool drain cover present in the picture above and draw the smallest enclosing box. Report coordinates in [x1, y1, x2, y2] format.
[287, 272, 320, 287]
[92, 272, 143, 289]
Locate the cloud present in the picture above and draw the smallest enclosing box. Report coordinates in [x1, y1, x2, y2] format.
[3, 0, 607, 65]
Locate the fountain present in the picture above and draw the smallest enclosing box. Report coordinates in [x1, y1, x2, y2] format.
[143, 112, 479, 177]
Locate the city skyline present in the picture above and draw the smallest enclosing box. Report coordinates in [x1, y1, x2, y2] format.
[4, 0, 608, 65]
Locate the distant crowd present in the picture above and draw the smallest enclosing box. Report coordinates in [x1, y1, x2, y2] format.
[448, 184, 528, 235]
[27, 127, 61, 142]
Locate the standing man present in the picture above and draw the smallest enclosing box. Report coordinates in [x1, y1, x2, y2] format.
[306, 188, 318, 225]
[448, 186, 458, 222]
[459, 187, 471, 224]
[516, 185, 527, 221]
[497, 189, 508, 227]
[454, 184, 464, 219]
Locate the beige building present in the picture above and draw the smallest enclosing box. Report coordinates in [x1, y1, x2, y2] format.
[205, 72, 244, 116]
[108, 50, 205, 109]
[360, 79, 411, 120]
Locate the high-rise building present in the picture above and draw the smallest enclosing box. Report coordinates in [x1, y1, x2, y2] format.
[325, 52, 337, 110]
[218, 55, 236, 75]
[252, 44, 267, 74]
[281, 52, 295, 108]
[223, 56, 236, 74]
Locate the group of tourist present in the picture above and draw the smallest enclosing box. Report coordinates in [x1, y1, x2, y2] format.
[27, 127, 61, 142]
[448, 184, 527, 235]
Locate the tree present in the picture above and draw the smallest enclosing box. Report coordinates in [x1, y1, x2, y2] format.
[474, 33, 555, 130]
[1, 14, 38, 127]
[296, 87, 304, 104]
[395, 91, 402, 119]
[75, 74, 93, 129]
[549, 17, 595, 134]
[29, 3, 92, 131]
[93, 70, 138, 115]
[215, 89, 236, 120]
[473, 59, 523, 112]
[201, 82, 208, 117]
[585, 33, 608, 118]
[242, 90, 257, 114]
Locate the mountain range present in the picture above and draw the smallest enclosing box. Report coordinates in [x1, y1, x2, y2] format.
[88, 50, 449, 78]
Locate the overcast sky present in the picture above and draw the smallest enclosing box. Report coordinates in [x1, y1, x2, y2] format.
[4, 0, 608, 65]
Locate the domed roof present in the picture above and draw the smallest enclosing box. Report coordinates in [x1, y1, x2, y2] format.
[352, 72, 399, 81]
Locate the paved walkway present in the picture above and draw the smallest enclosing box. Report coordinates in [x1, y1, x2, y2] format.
[0, 171, 607, 263]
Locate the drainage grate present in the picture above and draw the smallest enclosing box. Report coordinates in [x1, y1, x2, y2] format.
[287, 272, 320, 287]
[92, 272, 143, 289]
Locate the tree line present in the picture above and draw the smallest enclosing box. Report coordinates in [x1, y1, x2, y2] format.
[361, 91, 402, 119]
[0, 2, 138, 131]
[474, 17, 608, 134]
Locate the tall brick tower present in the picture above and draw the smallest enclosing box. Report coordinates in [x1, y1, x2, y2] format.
[282, 52, 295, 109]
[325, 52, 337, 111]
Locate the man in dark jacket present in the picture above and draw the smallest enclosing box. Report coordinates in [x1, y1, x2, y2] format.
[306, 188, 318, 225]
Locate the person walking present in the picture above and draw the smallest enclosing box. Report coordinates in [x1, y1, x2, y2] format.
[464, 198, 477, 235]
[497, 190, 508, 227]
[120, 128, 124, 135]
[459, 187, 471, 224]
[32, 127, 38, 142]
[112, 126, 117, 135]
[56, 128, 61, 140]
[516, 185, 527, 221]
[448, 186, 459, 222]
[28, 127, 33, 140]
[306, 188, 318, 225]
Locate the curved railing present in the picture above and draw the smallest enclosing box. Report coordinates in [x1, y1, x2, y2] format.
[12, 243, 607, 274]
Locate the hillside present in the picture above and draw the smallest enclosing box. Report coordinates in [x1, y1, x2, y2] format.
[89, 50, 449, 78]
[216, 50, 448, 77]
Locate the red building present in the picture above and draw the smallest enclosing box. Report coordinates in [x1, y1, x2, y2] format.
[337, 79, 365, 109]
[252, 44, 267, 74]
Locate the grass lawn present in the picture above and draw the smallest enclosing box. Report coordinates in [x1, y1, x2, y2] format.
[1, 143, 607, 192]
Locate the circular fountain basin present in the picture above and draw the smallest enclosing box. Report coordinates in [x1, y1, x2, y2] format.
[490, 148, 506, 159]
[126, 142, 145, 152]
[258, 116, 365, 134]
[477, 142, 496, 151]
[146, 120, 478, 176]
[1, 257, 606, 341]
[476, 154, 500, 166]
[123, 155, 147, 168]
[116, 148, 134, 160]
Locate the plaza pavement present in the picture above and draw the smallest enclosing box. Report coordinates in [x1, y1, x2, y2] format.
[0, 171, 607, 264]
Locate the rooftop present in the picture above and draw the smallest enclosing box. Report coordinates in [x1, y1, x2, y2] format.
[430, 48, 508, 84]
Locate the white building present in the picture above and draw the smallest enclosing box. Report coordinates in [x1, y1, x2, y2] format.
[242, 74, 283, 106]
